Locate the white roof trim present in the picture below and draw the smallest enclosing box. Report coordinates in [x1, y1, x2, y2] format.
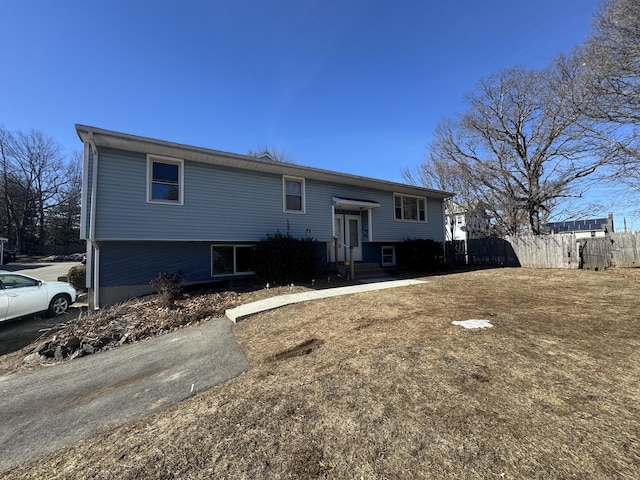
[332, 197, 381, 209]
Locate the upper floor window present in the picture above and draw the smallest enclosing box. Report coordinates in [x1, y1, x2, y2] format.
[283, 176, 305, 213]
[147, 155, 183, 204]
[394, 194, 426, 222]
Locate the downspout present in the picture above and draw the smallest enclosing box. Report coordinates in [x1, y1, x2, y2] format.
[87, 132, 100, 310]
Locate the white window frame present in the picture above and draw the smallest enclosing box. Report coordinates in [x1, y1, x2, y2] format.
[381, 245, 396, 267]
[283, 176, 306, 213]
[393, 193, 427, 222]
[211, 244, 255, 277]
[147, 154, 184, 205]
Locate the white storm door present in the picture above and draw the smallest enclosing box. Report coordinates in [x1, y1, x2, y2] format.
[333, 215, 345, 262]
[344, 214, 362, 262]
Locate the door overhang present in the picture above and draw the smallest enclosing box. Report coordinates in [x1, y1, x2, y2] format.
[331, 197, 380, 243]
[332, 197, 380, 210]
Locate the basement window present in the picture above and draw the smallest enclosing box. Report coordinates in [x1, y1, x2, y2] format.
[211, 245, 255, 276]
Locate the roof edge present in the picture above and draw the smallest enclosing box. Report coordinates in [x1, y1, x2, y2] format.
[75, 124, 454, 199]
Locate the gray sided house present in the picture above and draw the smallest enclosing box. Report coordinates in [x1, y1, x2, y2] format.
[77, 125, 451, 308]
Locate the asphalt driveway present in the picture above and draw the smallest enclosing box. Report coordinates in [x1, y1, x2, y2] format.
[0, 317, 249, 472]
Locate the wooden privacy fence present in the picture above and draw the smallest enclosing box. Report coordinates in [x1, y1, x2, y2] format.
[583, 232, 640, 270]
[445, 232, 640, 270]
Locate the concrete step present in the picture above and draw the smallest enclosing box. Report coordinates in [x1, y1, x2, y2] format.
[336, 262, 389, 279]
[355, 263, 389, 279]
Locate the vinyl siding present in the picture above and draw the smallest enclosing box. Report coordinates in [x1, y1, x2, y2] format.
[93, 147, 445, 243]
[97, 241, 218, 286]
[97, 240, 328, 288]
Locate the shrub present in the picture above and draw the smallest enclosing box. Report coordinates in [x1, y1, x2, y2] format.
[397, 238, 444, 272]
[254, 232, 320, 285]
[150, 271, 185, 309]
[67, 265, 87, 292]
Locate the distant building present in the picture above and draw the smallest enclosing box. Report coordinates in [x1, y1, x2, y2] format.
[544, 213, 614, 239]
[445, 201, 492, 241]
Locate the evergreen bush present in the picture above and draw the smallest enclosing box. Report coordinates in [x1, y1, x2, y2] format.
[254, 232, 320, 285]
[397, 238, 444, 272]
[67, 265, 87, 292]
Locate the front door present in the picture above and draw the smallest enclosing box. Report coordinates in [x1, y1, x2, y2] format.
[332, 214, 362, 262]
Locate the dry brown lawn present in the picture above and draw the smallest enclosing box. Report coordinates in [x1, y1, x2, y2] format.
[4, 267, 640, 479]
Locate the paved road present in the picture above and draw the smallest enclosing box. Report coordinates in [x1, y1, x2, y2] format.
[0, 317, 249, 472]
[0, 261, 80, 282]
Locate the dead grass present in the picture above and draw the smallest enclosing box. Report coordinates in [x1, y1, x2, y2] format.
[0, 282, 317, 376]
[4, 267, 640, 479]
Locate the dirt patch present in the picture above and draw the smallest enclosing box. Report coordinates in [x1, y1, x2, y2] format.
[273, 338, 325, 361]
[3, 267, 640, 479]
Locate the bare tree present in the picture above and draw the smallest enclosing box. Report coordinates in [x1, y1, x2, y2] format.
[0, 128, 71, 254]
[583, 0, 640, 125]
[46, 151, 83, 252]
[424, 65, 610, 235]
[403, 152, 493, 240]
[580, 0, 640, 193]
[247, 146, 297, 164]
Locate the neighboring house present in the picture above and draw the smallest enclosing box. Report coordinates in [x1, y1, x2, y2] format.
[544, 214, 614, 239]
[445, 201, 492, 241]
[77, 125, 452, 308]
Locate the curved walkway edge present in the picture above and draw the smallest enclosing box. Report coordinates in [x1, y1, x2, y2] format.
[225, 278, 427, 322]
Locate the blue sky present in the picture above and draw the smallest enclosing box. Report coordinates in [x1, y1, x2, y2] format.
[5, 0, 633, 227]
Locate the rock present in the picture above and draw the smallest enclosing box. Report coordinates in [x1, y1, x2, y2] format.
[23, 352, 43, 366]
[69, 349, 84, 360]
[35, 341, 51, 355]
[53, 345, 70, 361]
[82, 343, 95, 355]
[39, 345, 56, 358]
[54, 346, 64, 361]
[64, 336, 81, 350]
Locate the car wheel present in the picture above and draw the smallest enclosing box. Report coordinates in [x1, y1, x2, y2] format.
[48, 294, 71, 317]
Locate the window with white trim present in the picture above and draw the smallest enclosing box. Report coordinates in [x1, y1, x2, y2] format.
[147, 155, 183, 204]
[394, 194, 426, 222]
[211, 245, 255, 276]
[381, 246, 396, 267]
[283, 176, 305, 213]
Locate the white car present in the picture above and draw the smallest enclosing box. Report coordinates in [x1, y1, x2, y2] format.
[0, 271, 77, 322]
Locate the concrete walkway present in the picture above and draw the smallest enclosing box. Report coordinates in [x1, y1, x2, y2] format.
[226, 278, 427, 322]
